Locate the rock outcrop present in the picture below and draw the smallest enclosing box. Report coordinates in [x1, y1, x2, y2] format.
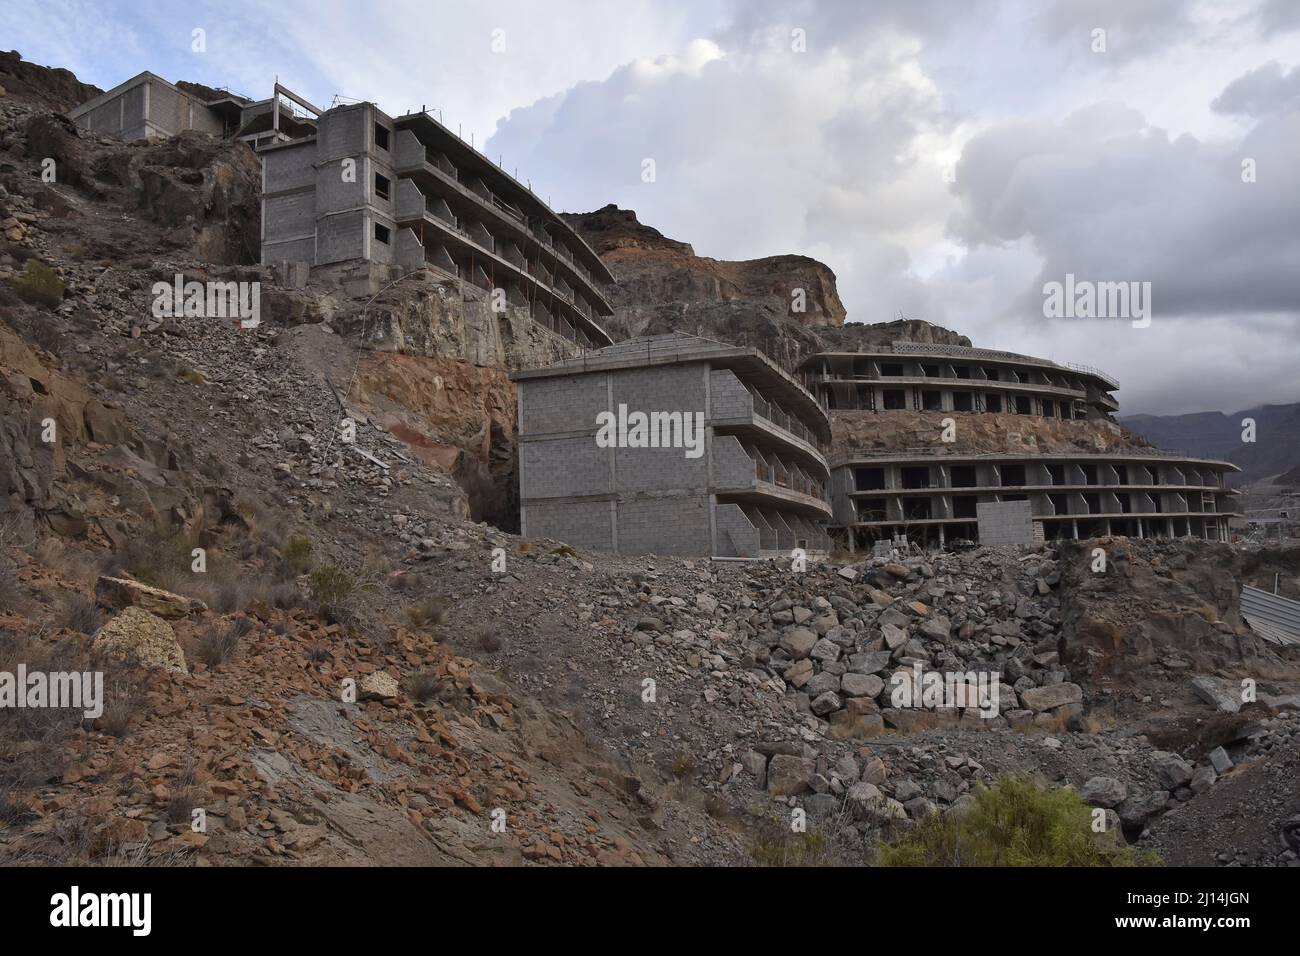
[93, 606, 189, 674]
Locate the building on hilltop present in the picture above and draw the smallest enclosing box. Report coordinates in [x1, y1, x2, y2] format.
[512, 332, 832, 557]
[798, 342, 1241, 549]
[69, 75, 615, 349]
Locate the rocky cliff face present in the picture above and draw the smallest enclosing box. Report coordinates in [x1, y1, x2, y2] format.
[564, 204, 846, 334]
[0, 50, 101, 112]
[564, 205, 969, 368]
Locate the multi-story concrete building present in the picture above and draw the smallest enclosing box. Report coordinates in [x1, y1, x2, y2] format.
[512, 333, 832, 557]
[67, 71, 246, 142]
[70, 75, 615, 349]
[802, 341, 1120, 420]
[830, 450, 1240, 547]
[257, 99, 615, 347]
[800, 343, 1241, 548]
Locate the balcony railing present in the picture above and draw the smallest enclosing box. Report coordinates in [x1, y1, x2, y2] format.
[751, 454, 825, 501]
[748, 389, 829, 454]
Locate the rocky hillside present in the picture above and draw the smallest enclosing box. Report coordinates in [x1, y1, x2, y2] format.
[833, 410, 1151, 459]
[0, 51, 101, 112]
[2, 52, 1299, 869]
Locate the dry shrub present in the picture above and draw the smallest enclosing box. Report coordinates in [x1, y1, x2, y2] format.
[196, 618, 252, 668]
[57, 592, 101, 635]
[406, 597, 450, 630]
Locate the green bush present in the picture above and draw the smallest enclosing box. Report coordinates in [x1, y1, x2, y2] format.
[308, 565, 355, 624]
[750, 829, 837, 867]
[877, 776, 1158, 867]
[281, 534, 314, 578]
[7, 260, 65, 308]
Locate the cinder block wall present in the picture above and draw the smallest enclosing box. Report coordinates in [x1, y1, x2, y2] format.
[715, 504, 760, 557]
[520, 359, 829, 556]
[976, 500, 1034, 545]
[708, 369, 752, 418]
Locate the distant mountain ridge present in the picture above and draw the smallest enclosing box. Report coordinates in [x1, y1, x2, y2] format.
[1122, 402, 1300, 483]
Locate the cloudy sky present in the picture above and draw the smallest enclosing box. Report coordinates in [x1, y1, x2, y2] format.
[11, 0, 1300, 415]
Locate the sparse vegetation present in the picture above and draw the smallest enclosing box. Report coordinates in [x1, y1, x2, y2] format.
[750, 828, 841, 867]
[476, 627, 502, 653]
[196, 617, 252, 668]
[6, 258, 65, 308]
[876, 776, 1158, 867]
[57, 593, 101, 635]
[96, 679, 136, 739]
[108, 522, 198, 589]
[308, 564, 356, 624]
[406, 596, 450, 630]
[281, 533, 314, 577]
[410, 671, 441, 703]
[671, 751, 696, 779]
[165, 758, 202, 825]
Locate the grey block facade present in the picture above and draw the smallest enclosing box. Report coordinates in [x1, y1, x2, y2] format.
[514, 333, 834, 558]
[68, 72, 231, 141]
[830, 451, 1240, 549]
[976, 500, 1035, 545]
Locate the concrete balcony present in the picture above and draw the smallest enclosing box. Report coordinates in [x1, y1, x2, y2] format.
[393, 130, 612, 317]
[712, 435, 831, 518]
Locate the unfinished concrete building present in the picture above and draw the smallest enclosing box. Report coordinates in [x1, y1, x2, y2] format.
[67, 71, 246, 141]
[802, 342, 1119, 420]
[512, 333, 832, 557]
[71, 74, 615, 350]
[256, 99, 615, 347]
[801, 343, 1242, 548]
[831, 451, 1240, 547]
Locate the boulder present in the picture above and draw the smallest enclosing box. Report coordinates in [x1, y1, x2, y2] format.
[1020, 682, 1083, 712]
[1189, 765, 1216, 794]
[780, 627, 818, 660]
[804, 671, 841, 698]
[1117, 791, 1170, 828]
[1079, 776, 1128, 809]
[95, 575, 207, 620]
[93, 607, 187, 674]
[881, 623, 909, 650]
[809, 637, 841, 663]
[1189, 675, 1240, 714]
[767, 755, 816, 796]
[828, 708, 884, 739]
[359, 670, 400, 701]
[810, 690, 843, 716]
[848, 650, 893, 674]
[1152, 752, 1194, 790]
[840, 672, 884, 698]
[1207, 746, 1233, 774]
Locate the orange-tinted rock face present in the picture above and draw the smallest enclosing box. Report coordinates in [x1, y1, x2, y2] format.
[353, 353, 519, 528]
[564, 205, 846, 334]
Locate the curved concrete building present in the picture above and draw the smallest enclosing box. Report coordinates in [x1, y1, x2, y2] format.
[803, 341, 1119, 419]
[800, 341, 1242, 548]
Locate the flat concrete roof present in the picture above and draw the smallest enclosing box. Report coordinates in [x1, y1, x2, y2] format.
[512, 333, 831, 442]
